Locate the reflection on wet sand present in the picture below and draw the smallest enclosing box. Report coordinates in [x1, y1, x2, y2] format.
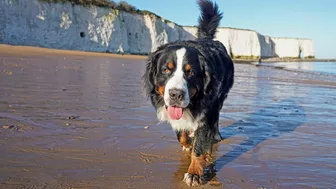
[212, 99, 305, 181]
[0, 45, 336, 189]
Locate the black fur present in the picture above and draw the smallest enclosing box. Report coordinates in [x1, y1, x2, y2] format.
[142, 0, 234, 185]
[197, 0, 223, 39]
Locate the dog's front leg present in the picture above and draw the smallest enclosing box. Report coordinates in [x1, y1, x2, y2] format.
[176, 130, 193, 151]
[183, 126, 212, 186]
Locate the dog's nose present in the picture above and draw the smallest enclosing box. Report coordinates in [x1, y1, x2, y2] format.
[169, 89, 185, 102]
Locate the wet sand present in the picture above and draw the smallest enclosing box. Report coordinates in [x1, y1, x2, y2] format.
[0, 45, 336, 189]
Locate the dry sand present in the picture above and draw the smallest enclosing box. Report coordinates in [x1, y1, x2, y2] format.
[0, 45, 336, 189]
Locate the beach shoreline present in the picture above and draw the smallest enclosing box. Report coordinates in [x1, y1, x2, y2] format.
[1, 44, 334, 63]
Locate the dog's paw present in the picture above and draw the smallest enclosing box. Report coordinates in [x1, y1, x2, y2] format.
[182, 146, 192, 152]
[183, 173, 202, 187]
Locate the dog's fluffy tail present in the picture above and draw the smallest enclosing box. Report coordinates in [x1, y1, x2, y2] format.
[197, 0, 222, 39]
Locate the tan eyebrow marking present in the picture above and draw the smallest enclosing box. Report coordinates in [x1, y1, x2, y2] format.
[185, 64, 191, 71]
[167, 62, 174, 69]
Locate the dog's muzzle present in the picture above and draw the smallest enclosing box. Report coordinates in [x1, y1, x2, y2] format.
[169, 89, 185, 104]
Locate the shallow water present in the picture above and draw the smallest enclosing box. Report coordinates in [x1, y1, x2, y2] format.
[0, 47, 336, 189]
[261, 61, 336, 75]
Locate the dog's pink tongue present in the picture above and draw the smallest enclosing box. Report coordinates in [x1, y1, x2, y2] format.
[167, 106, 183, 120]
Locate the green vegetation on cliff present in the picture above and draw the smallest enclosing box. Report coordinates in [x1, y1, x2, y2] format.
[40, 0, 135, 11]
[39, 0, 176, 24]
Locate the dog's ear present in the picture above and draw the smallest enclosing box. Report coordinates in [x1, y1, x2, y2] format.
[204, 69, 211, 93]
[142, 50, 162, 99]
[199, 55, 212, 94]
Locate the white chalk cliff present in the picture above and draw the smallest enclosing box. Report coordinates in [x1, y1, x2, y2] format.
[0, 0, 315, 58]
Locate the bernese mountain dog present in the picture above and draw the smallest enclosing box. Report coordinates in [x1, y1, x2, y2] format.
[142, 0, 234, 186]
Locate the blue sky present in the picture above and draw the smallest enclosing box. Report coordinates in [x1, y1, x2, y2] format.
[116, 0, 336, 59]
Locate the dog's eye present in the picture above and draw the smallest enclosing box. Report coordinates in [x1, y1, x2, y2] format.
[163, 68, 171, 74]
[185, 69, 193, 77]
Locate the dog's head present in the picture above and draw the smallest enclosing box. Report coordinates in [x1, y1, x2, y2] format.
[143, 45, 211, 120]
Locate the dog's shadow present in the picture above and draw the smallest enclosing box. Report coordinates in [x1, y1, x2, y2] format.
[173, 98, 306, 185]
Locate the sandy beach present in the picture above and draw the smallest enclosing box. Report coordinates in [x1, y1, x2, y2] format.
[0, 45, 335, 189]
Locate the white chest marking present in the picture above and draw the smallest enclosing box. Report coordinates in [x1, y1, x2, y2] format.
[156, 107, 204, 133]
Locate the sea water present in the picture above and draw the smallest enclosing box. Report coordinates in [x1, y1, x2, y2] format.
[261, 62, 336, 75]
